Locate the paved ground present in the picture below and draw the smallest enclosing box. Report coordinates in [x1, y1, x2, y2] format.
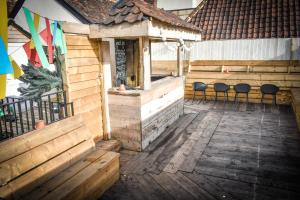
[101, 100, 300, 200]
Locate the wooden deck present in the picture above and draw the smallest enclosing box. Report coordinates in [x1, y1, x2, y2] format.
[101, 100, 300, 200]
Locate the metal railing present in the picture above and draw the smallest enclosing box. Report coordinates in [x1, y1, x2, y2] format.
[0, 91, 74, 142]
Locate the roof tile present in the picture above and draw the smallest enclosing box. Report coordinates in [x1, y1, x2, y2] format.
[189, 0, 300, 40]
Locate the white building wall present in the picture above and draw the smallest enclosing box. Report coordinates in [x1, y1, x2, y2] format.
[152, 38, 300, 61]
[157, 0, 201, 10]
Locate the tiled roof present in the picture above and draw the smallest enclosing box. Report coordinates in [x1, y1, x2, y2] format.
[102, 0, 201, 32]
[61, 0, 117, 23]
[189, 0, 300, 40]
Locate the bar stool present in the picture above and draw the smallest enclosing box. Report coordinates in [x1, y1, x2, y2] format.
[214, 83, 230, 101]
[260, 84, 279, 105]
[234, 83, 251, 103]
[192, 82, 207, 102]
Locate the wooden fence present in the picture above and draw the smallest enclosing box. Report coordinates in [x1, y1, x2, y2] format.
[184, 60, 300, 104]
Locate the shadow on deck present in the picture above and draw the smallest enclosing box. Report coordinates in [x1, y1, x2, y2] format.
[101, 100, 300, 200]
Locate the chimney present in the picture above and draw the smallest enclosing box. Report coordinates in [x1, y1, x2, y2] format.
[144, 0, 157, 7]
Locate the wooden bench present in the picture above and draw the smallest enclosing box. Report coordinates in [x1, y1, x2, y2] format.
[0, 115, 120, 200]
[291, 89, 300, 131]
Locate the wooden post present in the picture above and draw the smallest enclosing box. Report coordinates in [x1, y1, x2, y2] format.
[177, 46, 184, 76]
[139, 37, 151, 90]
[98, 40, 111, 140]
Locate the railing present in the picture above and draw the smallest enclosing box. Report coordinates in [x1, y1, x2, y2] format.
[0, 91, 74, 142]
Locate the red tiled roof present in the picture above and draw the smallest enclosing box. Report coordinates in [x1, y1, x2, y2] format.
[102, 0, 201, 32]
[62, 0, 117, 23]
[189, 0, 300, 40]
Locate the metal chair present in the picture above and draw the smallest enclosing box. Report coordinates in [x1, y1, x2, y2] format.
[234, 83, 251, 103]
[192, 82, 207, 101]
[214, 83, 230, 101]
[260, 84, 279, 105]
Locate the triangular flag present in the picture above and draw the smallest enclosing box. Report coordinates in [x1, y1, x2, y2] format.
[45, 18, 53, 63]
[52, 21, 58, 46]
[0, 0, 8, 48]
[9, 56, 24, 79]
[51, 22, 67, 55]
[0, 37, 13, 74]
[30, 13, 40, 49]
[0, 0, 9, 99]
[23, 7, 49, 69]
[0, 75, 6, 100]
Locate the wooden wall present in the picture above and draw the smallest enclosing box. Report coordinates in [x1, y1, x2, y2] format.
[108, 77, 184, 151]
[63, 34, 104, 141]
[185, 60, 300, 104]
[152, 60, 189, 75]
[8, 25, 30, 43]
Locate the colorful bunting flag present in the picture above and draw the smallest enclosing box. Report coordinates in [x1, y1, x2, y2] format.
[9, 56, 24, 79]
[30, 13, 40, 49]
[52, 21, 58, 46]
[0, 37, 13, 75]
[51, 22, 67, 55]
[0, 0, 9, 99]
[23, 7, 49, 69]
[0, 75, 6, 99]
[45, 18, 53, 63]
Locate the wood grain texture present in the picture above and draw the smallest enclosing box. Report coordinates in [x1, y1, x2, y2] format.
[182, 60, 300, 105]
[63, 34, 104, 139]
[102, 100, 300, 200]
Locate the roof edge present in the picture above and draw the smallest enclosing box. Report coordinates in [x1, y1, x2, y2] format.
[185, 0, 208, 22]
[55, 0, 91, 24]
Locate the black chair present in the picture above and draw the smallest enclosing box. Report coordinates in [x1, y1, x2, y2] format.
[192, 82, 207, 101]
[234, 83, 251, 103]
[214, 83, 230, 101]
[260, 84, 279, 105]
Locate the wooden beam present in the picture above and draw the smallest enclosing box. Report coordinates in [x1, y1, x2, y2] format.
[139, 37, 151, 90]
[177, 46, 184, 77]
[89, 20, 201, 41]
[62, 22, 90, 35]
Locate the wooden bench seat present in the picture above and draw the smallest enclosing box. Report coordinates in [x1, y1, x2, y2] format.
[291, 89, 300, 131]
[0, 115, 120, 200]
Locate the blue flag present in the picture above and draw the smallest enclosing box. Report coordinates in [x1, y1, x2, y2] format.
[0, 37, 13, 74]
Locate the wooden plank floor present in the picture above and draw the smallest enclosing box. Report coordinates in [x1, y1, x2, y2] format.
[101, 100, 300, 200]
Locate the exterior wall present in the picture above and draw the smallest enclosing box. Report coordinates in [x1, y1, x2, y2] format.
[191, 38, 300, 60]
[152, 38, 300, 104]
[63, 34, 104, 141]
[157, 0, 201, 10]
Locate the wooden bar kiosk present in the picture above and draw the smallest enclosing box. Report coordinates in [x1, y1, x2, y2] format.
[90, 0, 201, 151]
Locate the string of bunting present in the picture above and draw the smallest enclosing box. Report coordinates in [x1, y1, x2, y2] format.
[22, 7, 67, 68]
[0, 0, 14, 99]
[0, 3, 68, 99]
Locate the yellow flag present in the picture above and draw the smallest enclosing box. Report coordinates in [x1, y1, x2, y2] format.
[0, 0, 8, 48]
[0, 0, 8, 99]
[30, 13, 40, 49]
[9, 56, 24, 79]
[0, 75, 6, 99]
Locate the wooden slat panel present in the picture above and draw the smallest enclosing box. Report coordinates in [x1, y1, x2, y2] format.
[0, 140, 95, 200]
[0, 125, 92, 185]
[67, 50, 99, 59]
[67, 58, 100, 68]
[65, 35, 95, 46]
[0, 116, 82, 163]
